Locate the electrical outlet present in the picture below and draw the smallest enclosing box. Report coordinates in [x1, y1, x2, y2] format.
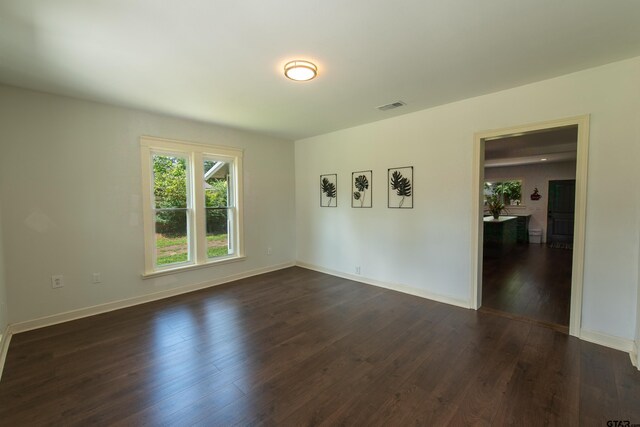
[355, 266, 361, 275]
[267, 247, 273, 255]
[51, 275, 64, 288]
[92, 273, 102, 284]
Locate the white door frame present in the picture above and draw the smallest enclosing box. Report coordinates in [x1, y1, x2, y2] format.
[470, 115, 590, 337]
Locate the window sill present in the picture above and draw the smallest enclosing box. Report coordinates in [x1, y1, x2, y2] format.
[141, 255, 246, 279]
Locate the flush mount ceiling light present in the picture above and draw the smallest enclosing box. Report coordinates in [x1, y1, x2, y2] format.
[284, 60, 317, 81]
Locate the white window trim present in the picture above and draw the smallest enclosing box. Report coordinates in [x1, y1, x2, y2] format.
[140, 136, 245, 277]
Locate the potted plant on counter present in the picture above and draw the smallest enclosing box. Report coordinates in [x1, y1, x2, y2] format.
[486, 194, 506, 219]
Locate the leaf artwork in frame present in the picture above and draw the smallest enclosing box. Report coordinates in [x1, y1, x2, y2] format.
[352, 170, 372, 208]
[388, 166, 413, 208]
[320, 174, 337, 207]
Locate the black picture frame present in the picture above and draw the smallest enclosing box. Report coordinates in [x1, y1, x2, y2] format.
[320, 174, 337, 207]
[352, 170, 372, 208]
[388, 166, 413, 208]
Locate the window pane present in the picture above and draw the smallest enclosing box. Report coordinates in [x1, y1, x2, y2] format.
[155, 210, 189, 266]
[206, 208, 230, 259]
[153, 154, 188, 208]
[204, 160, 230, 208]
[484, 180, 522, 206]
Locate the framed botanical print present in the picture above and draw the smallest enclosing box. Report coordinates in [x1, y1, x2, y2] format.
[352, 170, 372, 208]
[388, 166, 413, 208]
[320, 174, 337, 207]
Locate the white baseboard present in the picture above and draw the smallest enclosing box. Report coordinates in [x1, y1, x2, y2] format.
[10, 261, 295, 335]
[0, 324, 13, 380]
[297, 262, 640, 367]
[296, 261, 471, 309]
[580, 328, 635, 353]
[3, 261, 637, 377]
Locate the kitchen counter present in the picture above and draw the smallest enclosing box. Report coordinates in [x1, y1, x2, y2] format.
[483, 216, 518, 257]
[483, 215, 517, 223]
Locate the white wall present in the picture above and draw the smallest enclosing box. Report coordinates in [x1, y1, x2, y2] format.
[485, 161, 577, 243]
[0, 85, 295, 325]
[296, 56, 640, 341]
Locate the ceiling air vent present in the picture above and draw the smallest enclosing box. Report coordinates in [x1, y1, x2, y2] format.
[377, 101, 406, 111]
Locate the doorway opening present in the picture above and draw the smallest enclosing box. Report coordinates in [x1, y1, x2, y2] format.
[471, 116, 590, 337]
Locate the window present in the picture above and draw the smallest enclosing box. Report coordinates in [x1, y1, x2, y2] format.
[203, 158, 234, 260]
[140, 136, 244, 275]
[484, 179, 523, 206]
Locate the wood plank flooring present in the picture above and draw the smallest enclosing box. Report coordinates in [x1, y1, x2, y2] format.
[1, 267, 638, 426]
[482, 243, 572, 331]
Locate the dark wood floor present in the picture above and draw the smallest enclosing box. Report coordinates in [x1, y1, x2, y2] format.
[1, 267, 638, 426]
[482, 243, 573, 331]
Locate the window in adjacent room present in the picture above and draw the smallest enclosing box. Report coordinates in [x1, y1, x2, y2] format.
[140, 136, 244, 275]
[484, 179, 523, 206]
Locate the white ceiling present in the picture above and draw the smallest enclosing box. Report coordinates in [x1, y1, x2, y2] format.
[485, 126, 578, 167]
[1, 1, 639, 140]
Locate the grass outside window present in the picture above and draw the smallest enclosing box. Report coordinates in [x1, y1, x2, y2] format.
[156, 233, 228, 266]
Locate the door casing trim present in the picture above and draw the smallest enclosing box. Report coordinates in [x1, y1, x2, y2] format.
[470, 115, 590, 337]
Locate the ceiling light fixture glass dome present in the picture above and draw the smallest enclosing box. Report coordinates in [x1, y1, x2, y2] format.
[284, 60, 317, 81]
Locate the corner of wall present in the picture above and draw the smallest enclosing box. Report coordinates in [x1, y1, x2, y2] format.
[636, 231, 640, 370]
[635, 186, 640, 370]
[0, 196, 8, 336]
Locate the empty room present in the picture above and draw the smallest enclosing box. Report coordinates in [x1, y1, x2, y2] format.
[0, 1, 639, 425]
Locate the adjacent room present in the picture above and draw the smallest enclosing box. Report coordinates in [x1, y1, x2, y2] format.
[1, 1, 639, 425]
[481, 125, 578, 332]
